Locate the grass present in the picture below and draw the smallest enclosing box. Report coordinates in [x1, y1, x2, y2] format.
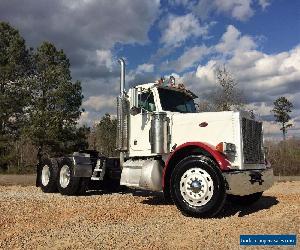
[266, 139, 300, 176]
[1, 139, 299, 176]
[0, 165, 36, 175]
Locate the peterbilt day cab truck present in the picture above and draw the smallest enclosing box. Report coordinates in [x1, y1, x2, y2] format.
[37, 58, 274, 218]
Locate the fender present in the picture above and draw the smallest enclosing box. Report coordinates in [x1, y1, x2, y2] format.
[162, 142, 231, 189]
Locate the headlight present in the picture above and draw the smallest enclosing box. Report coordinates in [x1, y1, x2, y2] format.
[225, 143, 236, 153]
[216, 142, 236, 155]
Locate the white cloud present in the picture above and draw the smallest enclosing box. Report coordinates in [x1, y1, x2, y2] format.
[82, 95, 116, 112]
[245, 102, 273, 116]
[215, 0, 253, 21]
[192, 25, 300, 95]
[95, 49, 113, 70]
[258, 0, 271, 10]
[216, 25, 256, 55]
[162, 45, 210, 72]
[196, 60, 217, 85]
[193, 0, 270, 21]
[229, 46, 300, 90]
[160, 13, 209, 47]
[136, 63, 154, 74]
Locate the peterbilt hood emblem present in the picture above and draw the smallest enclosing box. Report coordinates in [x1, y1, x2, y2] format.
[199, 122, 208, 127]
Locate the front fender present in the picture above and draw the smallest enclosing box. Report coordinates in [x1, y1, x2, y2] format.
[162, 142, 231, 189]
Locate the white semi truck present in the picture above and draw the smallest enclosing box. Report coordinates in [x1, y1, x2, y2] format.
[37, 58, 274, 218]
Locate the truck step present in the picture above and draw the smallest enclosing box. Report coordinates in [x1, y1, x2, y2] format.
[91, 158, 106, 181]
[91, 176, 102, 181]
[93, 169, 102, 172]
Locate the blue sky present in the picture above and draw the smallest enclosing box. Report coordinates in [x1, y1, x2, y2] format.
[120, 0, 300, 70]
[1, 0, 299, 139]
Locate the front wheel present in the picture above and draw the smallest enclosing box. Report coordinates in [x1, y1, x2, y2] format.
[171, 155, 226, 218]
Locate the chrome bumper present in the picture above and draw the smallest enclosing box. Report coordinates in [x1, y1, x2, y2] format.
[223, 168, 274, 196]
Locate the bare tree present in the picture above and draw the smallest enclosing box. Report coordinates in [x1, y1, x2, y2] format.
[198, 65, 245, 112]
[91, 114, 117, 157]
[213, 65, 244, 111]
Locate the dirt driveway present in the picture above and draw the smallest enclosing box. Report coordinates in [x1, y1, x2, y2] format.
[0, 178, 299, 249]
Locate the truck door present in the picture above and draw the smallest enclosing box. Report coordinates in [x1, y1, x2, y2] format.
[130, 90, 156, 154]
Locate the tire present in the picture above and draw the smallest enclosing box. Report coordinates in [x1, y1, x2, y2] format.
[171, 155, 226, 218]
[163, 189, 174, 204]
[227, 192, 263, 206]
[38, 158, 59, 193]
[57, 157, 83, 196]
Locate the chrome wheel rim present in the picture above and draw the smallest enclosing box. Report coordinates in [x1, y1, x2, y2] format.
[180, 168, 214, 207]
[60, 165, 71, 188]
[41, 165, 50, 186]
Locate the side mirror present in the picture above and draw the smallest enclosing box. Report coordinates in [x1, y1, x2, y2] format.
[130, 106, 141, 115]
[130, 87, 138, 108]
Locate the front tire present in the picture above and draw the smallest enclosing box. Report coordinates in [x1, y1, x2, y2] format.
[227, 192, 263, 206]
[171, 155, 226, 218]
[57, 157, 84, 196]
[38, 158, 59, 193]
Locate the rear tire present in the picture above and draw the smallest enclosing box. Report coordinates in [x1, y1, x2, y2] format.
[38, 158, 59, 193]
[57, 157, 83, 196]
[227, 192, 263, 206]
[171, 155, 226, 218]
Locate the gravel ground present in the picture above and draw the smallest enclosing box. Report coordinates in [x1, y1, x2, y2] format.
[0, 175, 36, 186]
[0, 182, 299, 250]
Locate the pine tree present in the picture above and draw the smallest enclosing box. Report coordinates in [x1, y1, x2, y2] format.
[26, 42, 84, 156]
[272, 96, 293, 140]
[0, 22, 32, 170]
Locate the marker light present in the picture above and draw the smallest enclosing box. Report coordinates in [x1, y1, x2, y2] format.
[216, 142, 236, 155]
[216, 142, 224, 153]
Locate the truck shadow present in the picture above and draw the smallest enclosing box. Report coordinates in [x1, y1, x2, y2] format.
[142, 195, 279, 218]
[141, 193, 279, 218]
[218, 196, 279, 218]
[85, 187, 162, 198]
[85, 188, 279, 218]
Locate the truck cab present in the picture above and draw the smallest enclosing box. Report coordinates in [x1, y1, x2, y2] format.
[128, 83, 197, 157]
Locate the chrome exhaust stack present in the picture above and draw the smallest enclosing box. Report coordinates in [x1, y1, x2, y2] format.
[118, 58, 125, 96]
[117, 58, 129, 168]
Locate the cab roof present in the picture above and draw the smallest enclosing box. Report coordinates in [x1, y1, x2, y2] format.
[134, 82, 198, 99]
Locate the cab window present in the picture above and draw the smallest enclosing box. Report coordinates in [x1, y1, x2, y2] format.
[138, 91, 156, 112]
[158, 88, 196, 113]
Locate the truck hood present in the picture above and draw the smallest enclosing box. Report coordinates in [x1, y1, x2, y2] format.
[169, 111, 239, 149]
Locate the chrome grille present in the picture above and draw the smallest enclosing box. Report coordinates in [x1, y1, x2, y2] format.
[242, 118, 264, 164]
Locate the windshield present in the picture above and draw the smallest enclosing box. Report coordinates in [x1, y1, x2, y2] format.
[158, 88, 196, 113]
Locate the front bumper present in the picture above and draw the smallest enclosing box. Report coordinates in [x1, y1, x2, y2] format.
[223, 168, 274, 196]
